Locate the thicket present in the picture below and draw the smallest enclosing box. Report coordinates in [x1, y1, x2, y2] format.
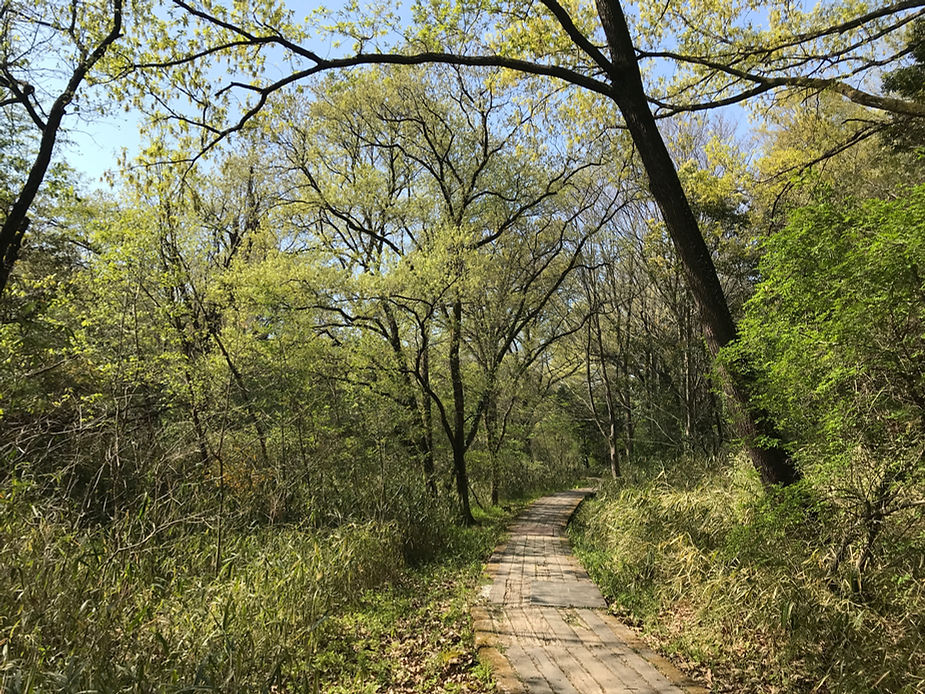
[573, 456, 925, 692]
[1, 472, 514, 691]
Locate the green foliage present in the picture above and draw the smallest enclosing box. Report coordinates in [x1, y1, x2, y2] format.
[725, 186, 925, 624]
[882, 19, 925, 153]
[0, 58, 595, 689]
[882, 20, 925, 103]
[6, 1, 923, 687]
[315, 505, 511, 693]
[752, 92, 924, 223]
[592, 185, 925, 690]
[735, 186, 925, 505]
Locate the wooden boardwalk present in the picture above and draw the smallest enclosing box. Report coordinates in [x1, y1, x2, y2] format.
[472, 490, 704, 694]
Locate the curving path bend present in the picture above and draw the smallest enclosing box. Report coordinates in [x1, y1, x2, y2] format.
[471, 489, 705, 694]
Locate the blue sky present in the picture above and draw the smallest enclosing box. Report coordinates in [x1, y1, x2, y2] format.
[59, 0, 742, 189]
[59, 0, 896, 189]
[63, 107, 143, 188]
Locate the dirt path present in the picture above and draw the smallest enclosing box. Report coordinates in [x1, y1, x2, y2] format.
[472, 489, 705, 694]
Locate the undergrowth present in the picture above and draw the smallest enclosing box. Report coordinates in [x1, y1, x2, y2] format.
[0, 476, 516, 693]
[570, 455, 925, 694]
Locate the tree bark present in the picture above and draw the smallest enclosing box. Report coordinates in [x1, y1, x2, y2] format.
[419, 329, 437, 496]
[594, 314, 621, 479]
[484, 393, 501, 506]
[382, 304, 437, 495]
[594, 0, 800, 486]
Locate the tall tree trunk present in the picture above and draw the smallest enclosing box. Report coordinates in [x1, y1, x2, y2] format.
[419, 330, 437, 496]
[620, 277, 635, 464]
[594, 314, 621, 479]
[449, 299, 475, 524]
[382, 304, 436, 496]
[710, 388, 724, 454]
[484, 392, 501, 505]
[184, 370, 211, 469]
[683, 326, 693, 449]
[210, 329, 270, 464]
[621, 336, 634, 462]
[595, 0, 800, 486]
[607, 419, 620, 479]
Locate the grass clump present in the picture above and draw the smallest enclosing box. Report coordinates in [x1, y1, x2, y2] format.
[571, 455, 925, 693]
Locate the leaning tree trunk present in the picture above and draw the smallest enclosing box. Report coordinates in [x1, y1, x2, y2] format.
[595, 0, 800, 486]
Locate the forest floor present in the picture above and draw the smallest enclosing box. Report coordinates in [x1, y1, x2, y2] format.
[472, 490, 705, 693]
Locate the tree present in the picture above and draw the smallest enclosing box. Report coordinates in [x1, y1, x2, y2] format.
[735, 184, 925, 581]
[0, 0, 123, 294]
[882, 18, 925, 152]
[631, 0, 925, 119]
[574, 230, 639, 479]
[262, 66, 616, 522]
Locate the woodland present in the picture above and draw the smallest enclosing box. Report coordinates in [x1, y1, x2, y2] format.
[1, 0, 924, 691]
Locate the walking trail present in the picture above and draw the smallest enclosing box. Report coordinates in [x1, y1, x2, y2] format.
[471, 489, 705, 694]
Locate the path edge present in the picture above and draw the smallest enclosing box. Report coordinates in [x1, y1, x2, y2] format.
[568, 486, 710, 694]
[597, 612, 710, 694]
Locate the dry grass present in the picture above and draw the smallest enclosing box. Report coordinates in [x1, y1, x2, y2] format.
[571, 454, 925, 694]
[0, 477, 514, 693]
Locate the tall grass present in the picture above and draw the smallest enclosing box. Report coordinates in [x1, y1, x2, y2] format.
[571, 455, 925, 693]
[0, 471, 479, 693]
